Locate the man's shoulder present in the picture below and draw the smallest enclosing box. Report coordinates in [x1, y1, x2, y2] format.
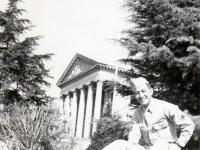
[152, 98, 177, 108]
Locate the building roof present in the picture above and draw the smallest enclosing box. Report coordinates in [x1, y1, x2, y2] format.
[57, 53, 131, 87]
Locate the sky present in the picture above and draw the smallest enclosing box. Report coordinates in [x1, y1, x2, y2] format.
[0, 0, 130, 98]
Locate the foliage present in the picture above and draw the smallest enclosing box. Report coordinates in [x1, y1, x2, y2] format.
[0, 104, 57, 149]
[118, 0, 200, 115]
[184, 116, 200, 150]
[50, 135, 84, 150]
[0, 103, 80, 150]
[87, 115, 131, 150]
[0, 0, 53, 105]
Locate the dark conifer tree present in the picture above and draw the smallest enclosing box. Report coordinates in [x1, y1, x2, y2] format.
[0, 0, 53, 105]
[119, 0, 200, 115]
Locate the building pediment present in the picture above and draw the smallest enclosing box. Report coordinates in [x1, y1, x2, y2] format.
[57, 53, 98, 86]
[57, 53, 131, 88]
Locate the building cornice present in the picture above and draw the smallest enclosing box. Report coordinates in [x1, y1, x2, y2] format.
[58, 63, 131, 88]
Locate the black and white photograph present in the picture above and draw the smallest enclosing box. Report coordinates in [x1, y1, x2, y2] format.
[0, 0, 199, 149]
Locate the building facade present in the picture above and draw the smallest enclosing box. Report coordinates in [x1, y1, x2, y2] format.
[57, 53, 133, 139]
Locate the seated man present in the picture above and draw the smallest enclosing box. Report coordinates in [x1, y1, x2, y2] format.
[102, 77, 194, 150]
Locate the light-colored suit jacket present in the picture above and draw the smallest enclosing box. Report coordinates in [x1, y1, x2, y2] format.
[128, 98, 194, 147]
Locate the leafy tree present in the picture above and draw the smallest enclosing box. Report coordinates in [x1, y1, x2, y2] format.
[118, 0, 200, 115]
[0, 0, 53, 105]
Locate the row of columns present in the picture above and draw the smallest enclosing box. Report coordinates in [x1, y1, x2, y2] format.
[63, 80, 104, 139]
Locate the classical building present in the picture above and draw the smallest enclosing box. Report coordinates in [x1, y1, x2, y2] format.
[57, 53, 133, 139]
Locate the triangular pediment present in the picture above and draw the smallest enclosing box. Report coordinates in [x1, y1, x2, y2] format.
[57, 53, 98, 86]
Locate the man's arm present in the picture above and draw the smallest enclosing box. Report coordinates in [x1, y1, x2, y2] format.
[165, 105, 195, 147]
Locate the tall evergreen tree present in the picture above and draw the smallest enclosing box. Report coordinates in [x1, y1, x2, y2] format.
[0, 0, 53, 105]
[119, 0, 200, 114]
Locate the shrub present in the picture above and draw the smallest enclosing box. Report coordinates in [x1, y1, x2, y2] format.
[0, 104, 75, 150]
[87, 115, 131, 150]
[184, 116, 200, 150]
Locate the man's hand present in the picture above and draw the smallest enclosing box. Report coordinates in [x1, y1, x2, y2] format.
[139, 123, 147, 135]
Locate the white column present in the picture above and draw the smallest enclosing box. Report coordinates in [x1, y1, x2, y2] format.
[76, 87, 85, 138]
[92, 80, 103, 134]
[60, 95, 66, 116]
[71, 90, 78, 136]
[64, 94, 70, 118]
[83, 84, 93, 138]
[63, 94, 70, 132]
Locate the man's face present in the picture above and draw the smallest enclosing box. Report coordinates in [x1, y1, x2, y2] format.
[131, 83, 153, 107]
